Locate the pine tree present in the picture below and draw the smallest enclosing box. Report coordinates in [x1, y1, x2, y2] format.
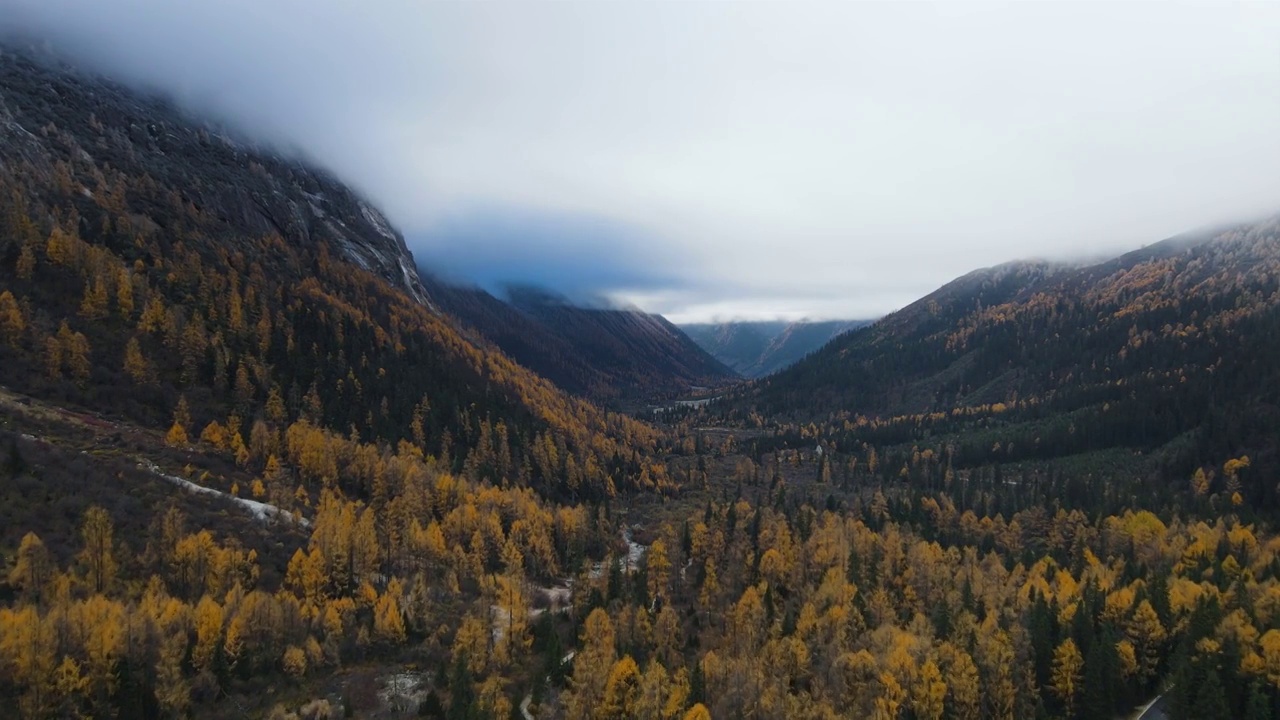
[174, 396, 191, 435]
[447, 654, 477, 720]
[16, 241, 36, 279]
[8, 532, 52, 602]
[79, 276, 109, 319]
[123, 337, 153, 385]
[599, 656, 641, 720]
[373, 587, 407, 646]
[1190, 665, 1230, 720]
[0, 290, 24, 346]
[191, 596, 224, 673]
[78, 506, 118, 594]
[911, 658, 947, 720]
[1243, 682, 1270, 720]
[116, 268, 134, 319]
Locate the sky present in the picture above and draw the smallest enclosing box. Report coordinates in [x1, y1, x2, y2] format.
[5, 1, 1280, 322]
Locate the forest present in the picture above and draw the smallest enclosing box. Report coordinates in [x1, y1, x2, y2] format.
[4, 46, 1280, 720]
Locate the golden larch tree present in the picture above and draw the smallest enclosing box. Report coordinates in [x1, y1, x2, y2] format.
[8, 532, 52, 602]
[1050, 638, 1083, 717]
[78, 506, 118, 594]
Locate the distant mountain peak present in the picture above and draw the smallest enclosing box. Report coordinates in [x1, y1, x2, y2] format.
[681, 318, 873, 378]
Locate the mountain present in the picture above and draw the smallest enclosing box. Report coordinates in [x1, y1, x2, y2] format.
[680, 318, 871, 378]
[739, 219, 1280, 502]
[424, 278, 737, 404]
[5, 41, 1280, 720]
[0, 50, 429, 306]
[0, 45, 662, 501]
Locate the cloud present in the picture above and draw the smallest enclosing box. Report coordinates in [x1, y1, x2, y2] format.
[5, 1, 1280, 320]
[410, 204, 692, 302]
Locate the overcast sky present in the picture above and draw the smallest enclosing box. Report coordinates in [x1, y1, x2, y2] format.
[6, 1, 1280, 322]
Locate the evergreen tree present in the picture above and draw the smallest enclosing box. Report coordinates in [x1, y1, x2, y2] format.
[448, 655, 478, 720]
[1190, 665, 1230, 720]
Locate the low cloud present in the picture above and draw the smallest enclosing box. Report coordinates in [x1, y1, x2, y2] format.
[6, 2, 1280, 320]
[412, 205, 692, 303]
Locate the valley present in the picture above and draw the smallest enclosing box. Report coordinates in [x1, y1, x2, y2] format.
[1, 36, 1279, 720]
[424, 279, 738, 407]
[680, 319, 872, 379]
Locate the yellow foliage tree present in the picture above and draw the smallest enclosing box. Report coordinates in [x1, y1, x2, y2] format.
[282, 645, 307, 679]
[1125, 600, 1167, 683]
[683, 704, 711, 720]
[599, 655, 642, 720]
[452, 612, 491, 677]
[166, 422, 189, 447]
[1050, 638, 1083, 717]
[79, 276, 109, 320]
[192, 596, 224, 673]
[373, 588, 407, 646]
[8, 532, 52, 602]
[0, 290, 24, 346]
[912, 658, 947, 720]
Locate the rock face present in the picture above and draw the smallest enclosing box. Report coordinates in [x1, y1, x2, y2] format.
[0, 44, 429, 304]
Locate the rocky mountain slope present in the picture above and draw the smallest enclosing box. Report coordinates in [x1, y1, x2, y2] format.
[0, 43, 663, 502]
[0, 46, 429, 305]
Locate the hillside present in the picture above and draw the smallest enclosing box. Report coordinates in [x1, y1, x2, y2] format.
[680, 318, 870, 378]
[426, 279, 737, 404]
[0, 43, 684, 719]
[0, 45, 667, 503]
[735, 220, 1280, 505]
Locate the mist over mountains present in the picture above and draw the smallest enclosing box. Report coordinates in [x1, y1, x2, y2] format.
[8, 2, 1280, 321]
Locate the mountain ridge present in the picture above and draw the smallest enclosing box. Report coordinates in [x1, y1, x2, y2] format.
[0, 43, 665, 502]
[0, 44, 432, 306]
[424, 276, 738, 404]
[734, 217, 1280, 499]
[680, 318, 871, 378]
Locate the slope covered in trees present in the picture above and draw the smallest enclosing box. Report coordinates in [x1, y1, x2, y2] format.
[680, 319, 871, 378]
[732, 221, 1280, 504]
[0, 45, 667, 503]
[426, 279, 737, 405]
[0, 40, 673, 719]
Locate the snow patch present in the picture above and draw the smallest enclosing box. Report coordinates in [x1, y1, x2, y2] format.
[674, 396, 720, 409]
[624, 527, 647, 570]
[589, 527, 647, 579]
[378, 671, 429, 713]
[537, 584, 572, 609]
[138, 459, 308, 527]
[490, 604, 511, 644]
